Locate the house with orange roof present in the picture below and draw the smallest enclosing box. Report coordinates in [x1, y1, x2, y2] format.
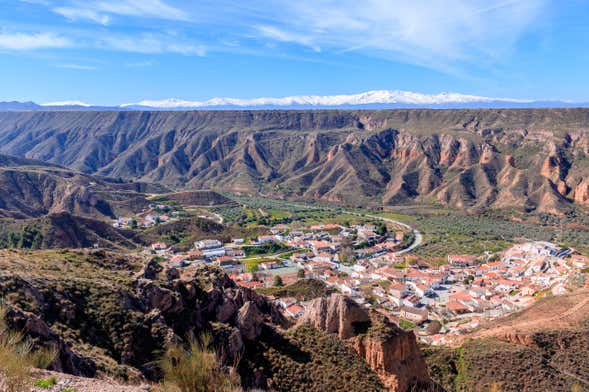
[285, 304, 305, 318]
[373, 266, 405, 281]
[259, 260, 281, 270]
[170, 254, 187, 264]
[495, 278, 522, 292]
[215, 255, 235, 267]
[305, 261, 335, 273]
[308, 240, 334, 253]
[186, 250, 204, 260]
[446, 300, 470, 315]
[570, 254, 589, 268]
[314, 252, 334, 263]
[236, 280, 264, 289]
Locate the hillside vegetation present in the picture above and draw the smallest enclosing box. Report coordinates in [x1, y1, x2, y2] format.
[0, 249, 391, 391]
[423, 290, 589, 391]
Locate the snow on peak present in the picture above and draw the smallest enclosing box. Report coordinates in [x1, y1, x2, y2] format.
[41, 100, 93, 107]
[121, 90, 532, 108]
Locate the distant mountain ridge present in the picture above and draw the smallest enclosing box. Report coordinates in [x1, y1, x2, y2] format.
[1, 109, 589, 214]
[1, 90, 587, 110]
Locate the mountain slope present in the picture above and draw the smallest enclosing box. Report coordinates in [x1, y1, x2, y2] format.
[0, 154, 168, 219]
[1, 109, 589, 213]
[0, 250, 426, 391]
[423, 289, 589, 392]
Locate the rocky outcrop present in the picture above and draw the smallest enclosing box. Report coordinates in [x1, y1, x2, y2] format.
[237, 301, 264, 341]
[300, 294, 430, 391]
[496, 332, 536, 346]
[0, 251, 285, 386]
[574, 178, 589, 205]
[354, 331, 429, 391]
[299, 293, 371, 339]
[4, 306, 97, 376]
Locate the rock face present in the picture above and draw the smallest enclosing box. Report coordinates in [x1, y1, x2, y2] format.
[574, 178, 589, 205]
[4, 306, 97, 376]
[237, 301, 264, 341]
[300, 294, 430, 391]
[1, 109, 589, 213]
[354, 331, 430, 391]
[299, 293, 371, 339]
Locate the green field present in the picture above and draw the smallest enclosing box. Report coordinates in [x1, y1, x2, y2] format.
[175, 193, 589, 263]
[412, 212, 589, 261]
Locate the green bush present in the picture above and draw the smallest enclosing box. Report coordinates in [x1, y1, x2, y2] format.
[399, 319, 416, 330]
[33, 376, 57, 388]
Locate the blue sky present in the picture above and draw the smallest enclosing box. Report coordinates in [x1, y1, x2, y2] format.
[1, 0, 588, 105]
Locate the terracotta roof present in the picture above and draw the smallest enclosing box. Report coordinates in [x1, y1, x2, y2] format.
[450, 291, 474, 302]
[286, 304, 304, 315]
[236, 281, 264, 289]
[447, 300, 469, 313]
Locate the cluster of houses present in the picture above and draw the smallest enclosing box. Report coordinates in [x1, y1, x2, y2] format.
[245, 240, 586, 337]
[143, 219, 588, 338]
[112, 203, 180, 229]
[298, 240, 587, 343]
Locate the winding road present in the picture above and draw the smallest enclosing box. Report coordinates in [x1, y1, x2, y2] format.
[345, 211, 423, 255]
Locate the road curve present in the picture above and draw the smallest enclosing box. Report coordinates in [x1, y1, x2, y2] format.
[346, 211, 423, 255]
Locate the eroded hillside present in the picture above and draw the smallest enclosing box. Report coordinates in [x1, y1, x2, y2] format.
[1, 109, 589, 213]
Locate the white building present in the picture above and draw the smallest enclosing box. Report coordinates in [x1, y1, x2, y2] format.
[195, 239, 223, 250]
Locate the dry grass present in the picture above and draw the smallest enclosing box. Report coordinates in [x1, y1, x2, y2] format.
[0, 304, 56, 392]
[160, 333, 240, 392]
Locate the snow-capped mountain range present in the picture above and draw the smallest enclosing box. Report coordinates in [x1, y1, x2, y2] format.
[120, 90, 533, 108]
[0, 90, 584, 110]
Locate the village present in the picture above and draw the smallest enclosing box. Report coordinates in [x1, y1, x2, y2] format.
[142, 219, 589, 343]
[112, 202, 181, 229]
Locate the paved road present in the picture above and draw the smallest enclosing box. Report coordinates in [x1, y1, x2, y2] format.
[345, 211, 423, 255]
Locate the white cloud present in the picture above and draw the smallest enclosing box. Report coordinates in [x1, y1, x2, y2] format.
[125, 60, 156, 67]
[19, 0, 50, 5]
[256, 25, 320, 52]
[52, 0, 188, 24]
[57, 63, 97, 70]
[95, 0, 188, 20]
[53, 7, 111, 25]
[0, 32, 73, 50]
[245, 0, 546, 71]
[100, 34, 206, 56]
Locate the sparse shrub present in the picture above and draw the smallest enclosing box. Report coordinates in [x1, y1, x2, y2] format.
[33, 376, 57, 388]
[160, 333, 240, 392]
[0, 303, 57, 392]
[273, 276, 284, 287]
[30, 345, 58, 369]
[399, 319, 416, 330]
